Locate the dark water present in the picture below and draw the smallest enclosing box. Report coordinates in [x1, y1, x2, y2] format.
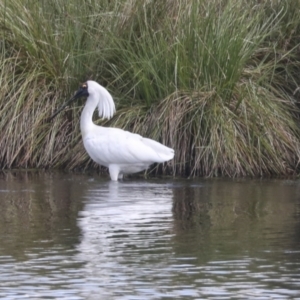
[0, 171, 300, 299]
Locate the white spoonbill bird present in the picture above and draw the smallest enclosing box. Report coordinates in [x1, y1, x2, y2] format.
[50, 80, 174, 181]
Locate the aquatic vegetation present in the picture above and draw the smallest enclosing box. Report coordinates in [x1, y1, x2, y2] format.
[0, 0, 300, 176]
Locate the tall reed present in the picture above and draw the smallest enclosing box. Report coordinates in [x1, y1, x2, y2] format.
[0, 0, 300, 176]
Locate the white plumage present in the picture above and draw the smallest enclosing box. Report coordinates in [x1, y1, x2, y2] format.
[51, 80, 174, 181]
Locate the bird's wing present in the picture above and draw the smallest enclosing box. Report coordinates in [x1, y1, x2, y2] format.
[83, 128, 173, 165]
[142, 138, 174, 160]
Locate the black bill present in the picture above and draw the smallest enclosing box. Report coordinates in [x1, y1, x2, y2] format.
[48, 84, 89, 121]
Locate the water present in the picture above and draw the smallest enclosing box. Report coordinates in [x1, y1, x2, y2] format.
[0, 171, 300, 299]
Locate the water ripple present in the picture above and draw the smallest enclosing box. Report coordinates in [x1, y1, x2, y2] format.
[0, 175, 300, 299]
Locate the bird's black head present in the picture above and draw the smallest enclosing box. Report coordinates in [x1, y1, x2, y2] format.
[73, 82, 89, 99]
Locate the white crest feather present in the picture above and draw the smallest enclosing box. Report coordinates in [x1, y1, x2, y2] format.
[87, 80, 116, 120]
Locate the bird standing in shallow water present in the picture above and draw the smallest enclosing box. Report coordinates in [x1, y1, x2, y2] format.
[50, 80, 174, 181]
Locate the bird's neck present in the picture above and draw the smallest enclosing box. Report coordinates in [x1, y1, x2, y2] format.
[80, 98, 98, 137]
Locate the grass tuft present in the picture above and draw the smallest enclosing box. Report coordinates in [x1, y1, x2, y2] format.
[1, 0, 300, 177]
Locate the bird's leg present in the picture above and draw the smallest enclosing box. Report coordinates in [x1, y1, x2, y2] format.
[118, 173, 124, 180]
[109, 165, 120, 181]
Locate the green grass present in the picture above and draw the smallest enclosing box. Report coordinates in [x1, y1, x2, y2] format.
[1, 0, 300, 176]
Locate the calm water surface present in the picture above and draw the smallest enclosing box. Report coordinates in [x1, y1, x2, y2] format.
[0, 171, 300, 299]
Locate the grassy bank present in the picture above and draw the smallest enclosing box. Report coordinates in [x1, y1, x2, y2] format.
[1, 0, 300, 176]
